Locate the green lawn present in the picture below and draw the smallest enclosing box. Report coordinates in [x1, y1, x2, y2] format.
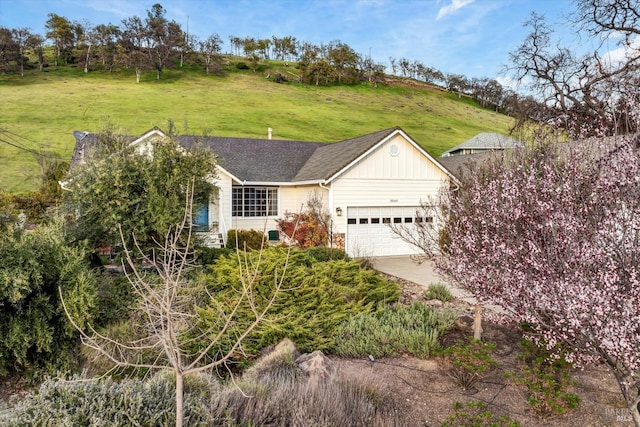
[0, 64, 513, 193]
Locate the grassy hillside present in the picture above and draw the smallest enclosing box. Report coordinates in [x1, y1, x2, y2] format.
[0, 62, 513, 193]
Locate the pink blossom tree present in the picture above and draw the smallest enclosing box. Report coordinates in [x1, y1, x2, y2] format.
[394, 137, 640, 425]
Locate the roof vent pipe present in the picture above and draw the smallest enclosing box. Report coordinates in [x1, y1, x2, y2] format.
[268, 128, 272, 140]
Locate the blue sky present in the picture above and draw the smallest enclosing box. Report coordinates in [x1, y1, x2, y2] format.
[0, 0, 577, 83]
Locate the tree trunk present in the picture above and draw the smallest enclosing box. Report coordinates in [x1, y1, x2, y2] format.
[631, 401, 640, 427]
[175, 370, 184, 427]
[610, 360, 640, 427]
[136, 69, 141, 83]
[473, 304, 483, 340]
[84, 44, 92, 73]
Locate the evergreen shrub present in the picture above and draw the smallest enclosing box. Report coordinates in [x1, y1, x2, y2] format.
[305, 246, 350, 262]
[334, 302, 457, 358]
[0, 219, 96, 379]
[225, 229, 266, 250]
[424, 283, 453, 302]
[194, 247, 400, 357]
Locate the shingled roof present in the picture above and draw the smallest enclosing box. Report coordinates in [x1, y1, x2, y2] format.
[437, 151, 499, 180]
[293, 127, 400, 181]
[179, 135, 324, 182]
[71, 127, 407, 184]
[441, 132, 522, 157]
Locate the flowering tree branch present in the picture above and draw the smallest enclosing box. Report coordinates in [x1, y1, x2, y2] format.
[394, 137, 640, 425]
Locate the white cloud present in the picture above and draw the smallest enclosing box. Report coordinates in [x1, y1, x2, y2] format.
[436, 0, 475, 20]
[603, 36, 640, 66]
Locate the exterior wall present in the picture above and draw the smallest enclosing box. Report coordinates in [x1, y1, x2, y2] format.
[330, 133, 450, 236]
[213, 180, 329, 239]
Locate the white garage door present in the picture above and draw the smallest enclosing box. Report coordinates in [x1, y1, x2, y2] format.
[346, 206, 428, 257]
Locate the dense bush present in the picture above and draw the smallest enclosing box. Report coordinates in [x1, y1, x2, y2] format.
[334, 302, 456, 358]
[194, 247, 400, 358]
[62, 130, 218, 252]
[93, 274, 136, 328]
[225, 229, 267, 250]
[305, 246, 350, 262]
[277, 211, 329, 248]
[194, 245, 234, 265]
[8, 372, 214, 426]
[0, 218, 96, 379]
[236, 61, 249, 69]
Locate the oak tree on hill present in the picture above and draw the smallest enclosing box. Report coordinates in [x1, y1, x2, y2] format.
[44, 13, 75, 67]
[145, 3, 183, 80]
[199, 33, 223, 74]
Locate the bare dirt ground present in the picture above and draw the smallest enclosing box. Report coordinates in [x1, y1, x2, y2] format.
[333, 278, 634, 427]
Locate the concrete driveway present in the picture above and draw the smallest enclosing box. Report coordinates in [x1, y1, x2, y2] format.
[373, 256, 475, 303]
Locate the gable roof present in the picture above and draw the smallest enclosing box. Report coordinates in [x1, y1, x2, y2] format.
[71, 127, 456, 185]
[441, 132, 522, 157]
[293, 127, 400, 181]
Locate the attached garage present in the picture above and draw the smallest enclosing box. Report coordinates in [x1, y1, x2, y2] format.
[346, 206, 431, 257]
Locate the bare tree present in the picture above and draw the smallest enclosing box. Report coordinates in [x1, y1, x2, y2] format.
[61, 182, 292, 427]
[508, 4, 640, 138]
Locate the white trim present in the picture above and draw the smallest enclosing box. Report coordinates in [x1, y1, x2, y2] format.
[128, 128, 167, 148]
[216, 165, 244, 184]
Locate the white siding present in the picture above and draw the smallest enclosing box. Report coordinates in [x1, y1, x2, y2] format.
[209, 132, 450, 256]
[331, 134, 449, 238]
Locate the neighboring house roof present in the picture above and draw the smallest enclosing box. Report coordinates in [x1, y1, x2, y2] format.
[71, 126, 457, 185]
[438, 133, 640, 181]
[437, 151, 499, 180]
[441, 132, 523, 157]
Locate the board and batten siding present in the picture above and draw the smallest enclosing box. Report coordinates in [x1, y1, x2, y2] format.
[330, 133, 450, 235]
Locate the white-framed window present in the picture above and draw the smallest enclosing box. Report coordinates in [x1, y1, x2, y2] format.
[232, 186, 278, 217]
